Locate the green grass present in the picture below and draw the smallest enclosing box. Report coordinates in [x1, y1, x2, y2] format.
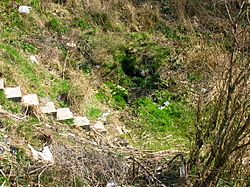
[73, 17, 90, 30]
[47, 17, 67, 35]
[130, 92, 194, 151]
[0, 91, 22, 114]
[187, 71, 203, 83]
[86, 106, 102, 120]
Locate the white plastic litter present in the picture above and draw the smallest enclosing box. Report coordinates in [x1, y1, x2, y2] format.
[28, 144, 54, 163]
[106, 182, 117, 187]
[158, 106, 165, 110]
[201, 88, 208, 94]
[158, 101, 170, 110]
[163, 101, 170, 106]
[99, 110, 110, 122]
[66, 42, 76, 48]
[18, 6, 32, 14]
[179, 164, 187, 178]
[30, 55, 38, 64]
[0, 79, 4, 90]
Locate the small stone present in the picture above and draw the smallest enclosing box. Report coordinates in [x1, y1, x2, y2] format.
[0, 79, 4, 90]
[56, 108, 73, 121]
[22, 94, 39, 106]
[40, 102, 57, 114]
[4, 87, 22, 101]
[93, 121, 107, 133]
[74, 116, 90, 129]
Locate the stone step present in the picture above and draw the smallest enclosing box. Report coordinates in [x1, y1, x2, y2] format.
[93, 121, 107, 133]
[56, 108, 73, 121]
[40, 101, 57, 114]
[4, 87, 22, 101]
[74, 116, 90, 129]
[22, 94, 39, 106]
[0, 79, 4, 90]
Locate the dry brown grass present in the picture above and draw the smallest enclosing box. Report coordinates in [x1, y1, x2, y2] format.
[41, 0, 161, 31]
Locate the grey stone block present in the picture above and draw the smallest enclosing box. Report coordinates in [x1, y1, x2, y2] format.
[40, 102, 57, 114]
[74, 116, 90, 130]
[93, 121, 107, 133]
[4, 87, 22, 101]
[22, 94, 39, 106]
[56, 108, 73, 121]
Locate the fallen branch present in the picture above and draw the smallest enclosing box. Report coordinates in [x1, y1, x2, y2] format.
[0, 109, 26, 121]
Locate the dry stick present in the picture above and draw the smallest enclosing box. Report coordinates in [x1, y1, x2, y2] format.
[0, 109, 26, 121]
[0, 180, 6, 187]
[62, 50, 69, 80]
[29, 165, 49, 175]
[132, 156, 167, 187]
[8, 164, 13, 181]
[0, 169, 6, 178]
[38, 164, 52, 187]
[0, 169, 6, 187]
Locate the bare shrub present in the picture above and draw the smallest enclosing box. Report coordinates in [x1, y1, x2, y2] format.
[188, 1, 250, 186]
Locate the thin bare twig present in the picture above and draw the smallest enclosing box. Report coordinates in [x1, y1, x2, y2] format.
[0, 109, 26, 121]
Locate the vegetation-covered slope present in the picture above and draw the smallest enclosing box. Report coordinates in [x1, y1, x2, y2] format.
[0, 0, 249, 186]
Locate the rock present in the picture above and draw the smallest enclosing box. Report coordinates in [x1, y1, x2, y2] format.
[4, 87, 22, 101]
[40, 102, 57, 114]
[18, 6, 31, 14]
[74, 116, 90, 130]
[56, 108, 73, 121]
[0, 79, 4, 90]
[22, 94, 39, 106]
[93, 121, 107, 133]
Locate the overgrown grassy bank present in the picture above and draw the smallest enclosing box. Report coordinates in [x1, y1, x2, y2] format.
[0, 0, 248, 186]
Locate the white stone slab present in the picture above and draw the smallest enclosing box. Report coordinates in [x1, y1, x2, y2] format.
[93, 121, 107, 133]
[22, 94, 39, 106]
[4, 87, 22, 101]
[56, 108, 73, 121]
[40, 102, 57, 114]
[0, 79, 4, 90]
[74, 116, 90, 127]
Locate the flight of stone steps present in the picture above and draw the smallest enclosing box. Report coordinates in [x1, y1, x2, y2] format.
[0, 78, 107, 133]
